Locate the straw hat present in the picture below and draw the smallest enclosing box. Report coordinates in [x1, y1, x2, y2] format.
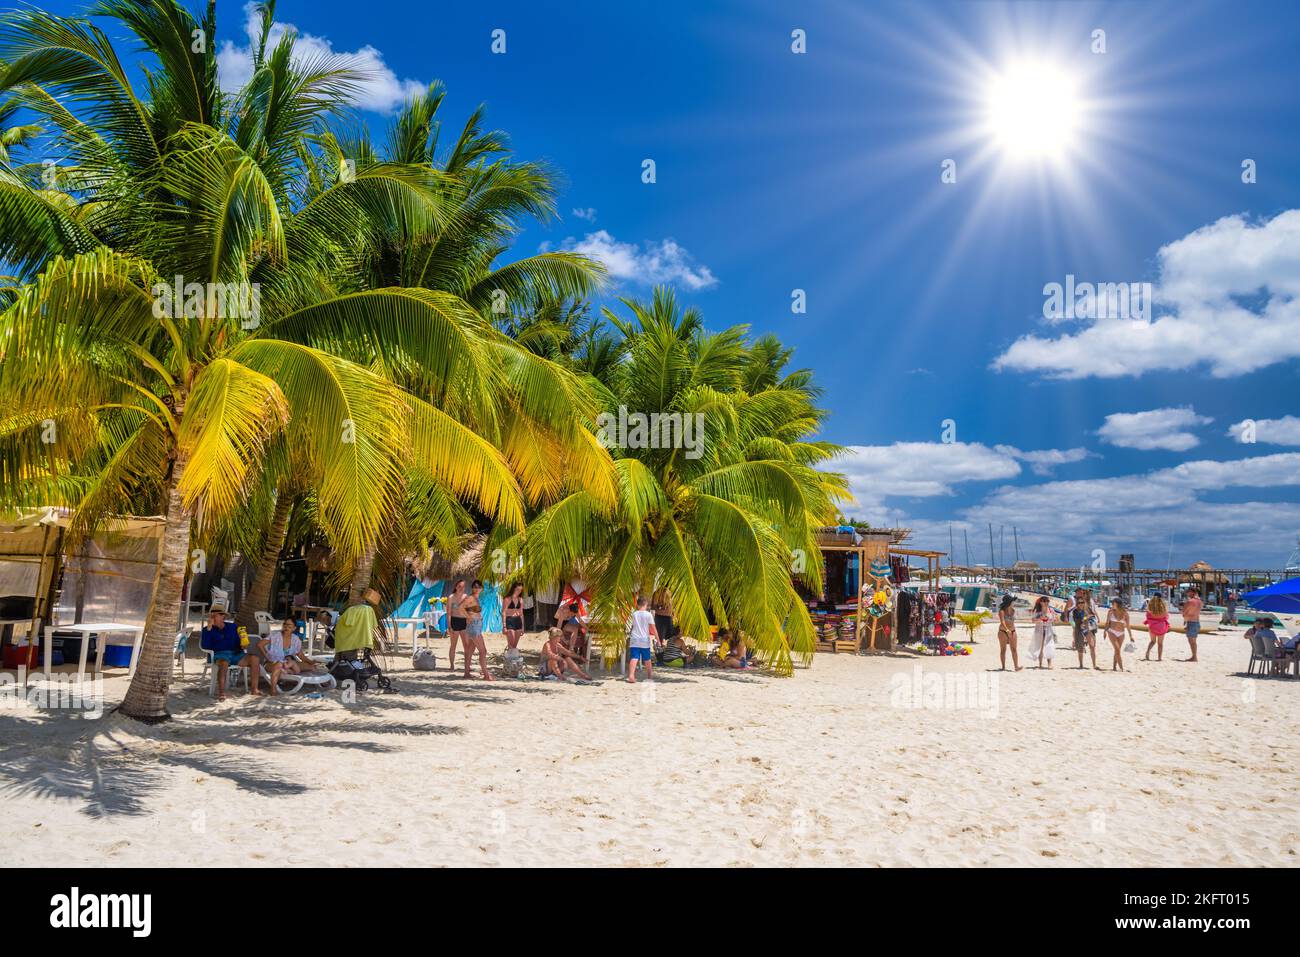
[362, 588, 382, 606]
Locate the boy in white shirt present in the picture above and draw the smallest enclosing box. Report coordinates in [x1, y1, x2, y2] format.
[626, 595, 659, 684]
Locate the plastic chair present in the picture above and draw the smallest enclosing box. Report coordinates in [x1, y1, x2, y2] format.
[173, 628, 195, 676]
[1246, 632, 1268, 676]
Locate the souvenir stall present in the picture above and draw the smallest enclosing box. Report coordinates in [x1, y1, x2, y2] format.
[801, 527, 896, 653]
[888, 547, 955, 653]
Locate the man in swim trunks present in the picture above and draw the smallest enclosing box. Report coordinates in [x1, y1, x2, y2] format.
[1182, 587, 1203, 663]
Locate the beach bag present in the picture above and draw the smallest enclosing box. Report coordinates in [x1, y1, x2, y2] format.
[1123, 640, 1136, 653]
[412, 648, 438, 671]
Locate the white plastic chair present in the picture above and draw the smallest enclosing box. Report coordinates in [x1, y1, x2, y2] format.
[253, 611, 276, 636]
[201, 650, 249, 695]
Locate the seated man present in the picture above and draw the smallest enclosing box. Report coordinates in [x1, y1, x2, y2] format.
[539, 627, 591, 682]
[200, 607, 262, 700]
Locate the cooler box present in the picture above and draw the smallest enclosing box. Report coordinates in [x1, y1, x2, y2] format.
[102, 644, 135, 667]
[2, 644, 37, 669]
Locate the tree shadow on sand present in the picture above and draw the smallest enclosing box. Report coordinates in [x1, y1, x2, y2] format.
[0, 685, 465, 819]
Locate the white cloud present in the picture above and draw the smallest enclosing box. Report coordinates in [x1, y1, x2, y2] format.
[1228, 415, 1300, 446]
[993, 444, 1093, 476]
[885, 452, 1300, 568]
[838, 442, 1022, 508]
[1096, 407, 1212, 452]
[993, 209, 1300, 379]
[571, 207, 597, 222]
[560, 230, 718, 290]
[217, 2, 423, 113]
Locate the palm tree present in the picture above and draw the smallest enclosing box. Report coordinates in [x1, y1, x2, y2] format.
[502, 287, 848, 674]
[0, 0, 542, 720]
[299, 83, 615, 592]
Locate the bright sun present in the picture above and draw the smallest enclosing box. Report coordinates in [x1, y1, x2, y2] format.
[985, 61, 1081, 162]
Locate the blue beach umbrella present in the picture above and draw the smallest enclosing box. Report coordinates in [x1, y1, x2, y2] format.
[1242, 578, 1300, 616]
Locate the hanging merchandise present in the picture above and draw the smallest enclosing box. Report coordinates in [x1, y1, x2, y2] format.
[863, 559, 894, 651]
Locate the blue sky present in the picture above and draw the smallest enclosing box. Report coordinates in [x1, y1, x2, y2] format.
[28, 0, 1300, 568]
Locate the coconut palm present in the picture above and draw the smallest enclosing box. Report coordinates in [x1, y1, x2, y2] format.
[501, 287, 848, 674]
[0, 0, 555, 720]
[294, 84, 614, 592]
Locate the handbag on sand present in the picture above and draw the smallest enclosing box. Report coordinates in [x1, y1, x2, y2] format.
[412, 648, 438, 670]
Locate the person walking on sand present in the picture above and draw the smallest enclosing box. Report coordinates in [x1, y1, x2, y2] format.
[462, 580, 493, 680]
[1103, 598, 1133, 671]
[445, 579, 467, 672]
[1144, 595, 1171, 661]
[1071, 589, 1100, 670]
[502, 583, 526, 652]
[1181, 587, 1203, 662]
[1027, 596, 1056, 668]
[625, 595, 658, 684]
[996, 595, 1022, 670]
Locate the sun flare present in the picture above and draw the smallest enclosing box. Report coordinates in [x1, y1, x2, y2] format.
[985, 61, 1082, 162]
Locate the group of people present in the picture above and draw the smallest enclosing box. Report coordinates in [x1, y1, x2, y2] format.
[994, 586, 1210, 673]
[200, 606, 321, 700]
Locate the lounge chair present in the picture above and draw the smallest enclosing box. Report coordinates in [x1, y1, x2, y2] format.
[202, 650, 337, 695]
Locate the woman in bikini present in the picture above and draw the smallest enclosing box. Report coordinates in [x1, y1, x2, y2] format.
[996, 595, 1022, 670]
[502, 583, 526, 652]
[462, 580, 493, 680]
[445, 579, 467, 673]
[1104, 597, 1132, 672]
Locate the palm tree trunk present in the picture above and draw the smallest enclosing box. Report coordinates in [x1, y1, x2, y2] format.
[236, 492, 293, 630]
[119, 447, 192, 723]
[350, 545, 377, 597]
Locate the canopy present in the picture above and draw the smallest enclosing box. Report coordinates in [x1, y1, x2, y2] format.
[1242, 577, 1300, 615]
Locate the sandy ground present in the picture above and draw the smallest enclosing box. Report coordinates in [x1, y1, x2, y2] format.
[1, 620, 1296, 867]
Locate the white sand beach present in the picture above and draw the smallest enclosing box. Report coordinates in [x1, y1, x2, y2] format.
[2, 621, 1296, 867]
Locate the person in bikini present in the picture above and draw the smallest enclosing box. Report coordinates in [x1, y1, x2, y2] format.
[996, 595, 1022, 670]
[539, 627, 591, 681]
[462, 580, 493, 680]
[503, 583, 526, 652]
[1103, 598, 1133, 672]
[445, 579, 467, 673]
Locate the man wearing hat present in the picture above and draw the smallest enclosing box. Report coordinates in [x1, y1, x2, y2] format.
[200, 605, 264, 699]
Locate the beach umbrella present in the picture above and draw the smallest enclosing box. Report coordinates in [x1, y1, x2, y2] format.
[1242, 577, 1300, 615]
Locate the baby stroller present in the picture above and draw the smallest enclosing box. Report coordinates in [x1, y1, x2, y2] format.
[329, 647, 395, 693]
